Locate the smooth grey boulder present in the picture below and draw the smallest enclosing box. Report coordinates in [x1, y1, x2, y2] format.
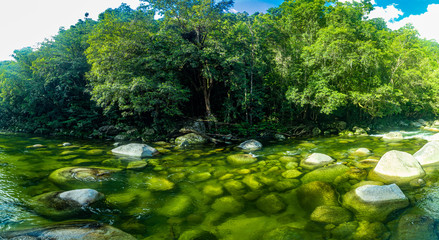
[0, 221, 136, 240]
[342, 184, 409, 221]
[111, 143, 158, 158]
[300, 153, 334, 170]
[413, 141, 439, 166]
[394, 214, 437, 240]
[382, 132, 404, 141]
[58, 189, 103, 206]
[369, 150, 425, 185]
[238, 139, 263, 151]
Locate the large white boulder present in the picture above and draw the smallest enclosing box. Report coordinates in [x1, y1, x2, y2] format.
[342, 184, 409, 221]
[413, 141, 439, 166]
[300, 153, 334, 169]
[370, 150, 425, 185]
[382, 132, 404, 142]
[111, 143, 157, 158]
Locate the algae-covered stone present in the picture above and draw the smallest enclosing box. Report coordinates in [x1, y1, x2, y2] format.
[212, 196, 244, 214]
[126, 160, 148, 170]
[353, 148, 371, 156]
[310, 206, 352, 224]
[256, 193, 286, 214]
[370, 150, 425, 185]
[263, 226, 323, 240]
[282, 169, 302, 179]
[242, 175, 263, 190]
[203, 184, 224, 197]
[48, 167, 121, 189]
[112, 143, 158, 158]
[175, 133, 207, 146]
[223, 180, 246, 195]
[296, 181, 339, 212]
[157, 195, 192, 217]
[394, 214, 437, 240]
[86, 149, 105, 156]
[285, 161, 299, 169]
[413, 141, 439, 166]
[188, 172, 212, 182]
[0, 221, 136, 240]
[227, 154, 257, 165]
[300, 153, 334, 170]
[179, 229, 217, 240]
[29, 189, 104, 219]
[106, 192, 139, 209]
[217, 216, 277, 240]
[238, 139, 263, 151]
[146, 176, 175, 191]
[342, 184, 409, 221]
[274, 179, 301, 192]
[352, 221, 389, 240]
[301, 164, 350, 184]
[331, 221, 359, 239]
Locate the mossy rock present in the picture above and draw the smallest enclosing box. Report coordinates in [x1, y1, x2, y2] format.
[394, 214, 438, 240]
[188, 172, 212, 182]
[242, 174, 263, 190]
[256, 193, 286, 214]
[146, 176, 175, 191]
[227, 154, 257, 165]
[86, 149, 106, 156]
[156, 195, 193, 217]
[331, 221, 359, 239]
[352, 221, 389, 240]
[178, 229, 217, 240]
[223, 180, 246, 195]
[102, 158, 122, 168]
[301, 164, 350, 184]
[126, 160, 148, 170]
[273, 179, 301, 192]
[0, 221, 136, 240]
[282, 169, 303, 179]
[263, 226, 324, 240]
[106, 192, 139, 209]
[216, 216, 278, 240]
[211, 196, 244, 214]
[310, 205, 352, 224]
[203, 184, 224, 197]
[296, 181, 339, 212]
[48, 167, 121, 190]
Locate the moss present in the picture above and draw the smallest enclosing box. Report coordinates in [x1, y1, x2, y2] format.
[256, 194, 286, 214]
[310, 206, 352, 224]
[188, 172, 212, 182]
[296, 181, 339, 212]
[301, 164, 350, 184]
[203, 184, 224, 197]
[227, 154, 257, 165]
[157, 195, 193, 217]
[242, 175, 263, 191]
[211, 196, 244, 214]
[263, 226, 324, 240]
[146, 176, 175, 191]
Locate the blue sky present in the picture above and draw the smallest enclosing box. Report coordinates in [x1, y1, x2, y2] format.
[1, 0, 439, 61]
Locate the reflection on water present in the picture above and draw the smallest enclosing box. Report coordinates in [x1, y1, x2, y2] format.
[0, 130, 439, 239]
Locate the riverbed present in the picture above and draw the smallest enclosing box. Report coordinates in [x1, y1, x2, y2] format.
[1, 130, 439, 239]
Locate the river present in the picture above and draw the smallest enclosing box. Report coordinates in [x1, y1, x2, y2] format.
[0, 130, 438, 239]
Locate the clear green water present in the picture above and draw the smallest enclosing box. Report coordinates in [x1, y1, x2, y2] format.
[1, 131, 439, 239]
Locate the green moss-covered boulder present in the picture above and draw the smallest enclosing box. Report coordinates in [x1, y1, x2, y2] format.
[282, 169, 302, 179]
[0, 221, 136, 240]
[217, 216, 277, 240]
[86, 149, 105, 156]
[178, 229, 217, 240]
[256, 193, 286, 214]
[48, 167, 121, 190]
[310, 206, 352, 224]
[296, 181, 339, 212]
[211, 196, 244, 214]
[203, 184, 224, 197]
[352, 221, 389, 240]
[331, 221, 359, 239]
[342, 184, 409, 222]
[156, 195, 192, 217]
[227, 154, 257, 165]
[29, 189, 104, 220]
[188, 172, 212, 182]
[146, 176, 175, 191]
[274, 179, 301, 192]
[263, 226, 324, 240]
[242, 174, 263, 190]
[106, 191, 140, 209]
[223, 180, 246, 195]
[175, 133, 207, 146]
[301, 164, 350, 184]
[126, 160, 148, 170]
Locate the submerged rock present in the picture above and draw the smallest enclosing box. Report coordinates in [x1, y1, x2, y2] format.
[29, 189, 104, 219]
[238, 139, 263, 151]
[227, 154, 257, 165]
[342, 184, 409, 221]
[263, 226, 323, 240]
[217, 216, 277, 240]
[0, 221, 136, 240]
[300, 153, 334, 170]
[48, 167, 121, 189]
[212, 196, 244, 214]
[310, 205, 352, 224]
[157, 195, 192, 217]
[296, 181, 339, 212]
[146, 176, 175, 191]
[179, 229, 217, 240]
[111, 143, 158, 158]
[256, 193, 286, 214]
[394, 214, 438, 240]
[369, 150, 425, 185]
[301, 164, 350, 184]
[353, 148, 371, 156]
[413, 141, 439, 166]
[352, 221, 389, 240]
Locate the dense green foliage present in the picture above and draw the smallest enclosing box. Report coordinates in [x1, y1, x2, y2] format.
[1, 0, 439, 138]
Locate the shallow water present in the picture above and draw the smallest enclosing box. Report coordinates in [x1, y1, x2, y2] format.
[1, 131, 439, 239]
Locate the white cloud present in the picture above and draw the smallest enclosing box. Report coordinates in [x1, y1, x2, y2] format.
[339, 0, 376, 5]
[230, 8, 238, 14]
[368, 4, 403, 22]
[370, 4, 439, 43]
[0, 0, 142, 61]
